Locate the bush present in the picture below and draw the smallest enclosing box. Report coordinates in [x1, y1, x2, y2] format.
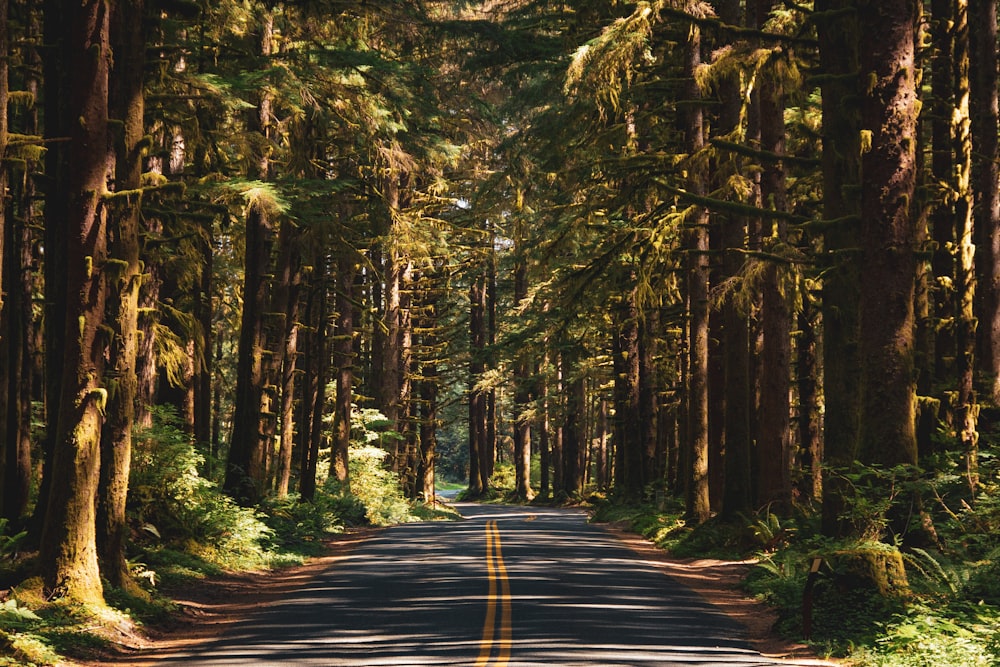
[346, 445, 413, 526]
[129, 406, 275, 570]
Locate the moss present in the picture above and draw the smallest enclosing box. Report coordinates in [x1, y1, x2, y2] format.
[823, 544, 911, 599]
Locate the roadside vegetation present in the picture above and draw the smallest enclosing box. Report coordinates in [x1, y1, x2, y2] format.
[0, 408, 457, 667]
[587, 445, 1000, 667]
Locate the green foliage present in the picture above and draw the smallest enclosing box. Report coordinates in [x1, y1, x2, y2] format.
[129, 406, 279, 570]
[0, 520, 27, 562]
[0, 629, 58, 666]
[259, 491, 347, 556]
[346, 445, 413, 526]
[828, 462, 923, 542]
[489, 462, 516, 493]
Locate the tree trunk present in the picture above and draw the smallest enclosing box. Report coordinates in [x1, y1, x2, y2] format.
[2, 198, 33, 524]
[562, 356, 585, 498]
[39, 0, 112, 605]
[857, 0, 920, 471]
[33, 0, 72, 539]
[225, 12, 275, 504]
[613, 274, 643, 499]
[331, 253, 355, 486]
[512, 244, 533, 500]
[468, 272, 486, 495]
[640, 309, 660, 488]
[685, 19, 711, 524]
[971, 0, 1000, 403]
[931, 0, 956, 389]
[797, 296, 822, 501]
[296, 275, 322, 501]
[756, 0, 792, 513]
[951, 0, 979, 494]
[225, 200, 273, 504]
[818, 0, 862, 537]
[538, 359, 551, 497]
[97, 0, 144, 590]
[275, 222, 303, 497]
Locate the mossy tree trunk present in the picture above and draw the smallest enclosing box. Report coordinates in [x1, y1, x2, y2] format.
[613, 273, 643, 501]
[713, 0, 752, 520]
[331, 252, 355, 487]
[97, 0, 145, 590]
[0, 0, 30, 524]
[857, 0, 920, 473]
[951, 0, 979, 494]
[970, 0, 1000, 405]
[224, 10, 275, 504]
[39, 0, 113, 606]
[817, 0, 862, 538]
[756, 0, 793, 514]
[684, 18, 711, 524]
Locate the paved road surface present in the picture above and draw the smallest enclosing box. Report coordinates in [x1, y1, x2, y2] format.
[155, 504, 795, 666]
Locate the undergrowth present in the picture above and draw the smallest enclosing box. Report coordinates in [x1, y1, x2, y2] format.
[0, 406, 457, 666]
[592, 454, 1000, 667]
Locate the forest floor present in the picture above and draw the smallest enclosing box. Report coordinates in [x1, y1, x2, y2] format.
[69, 520, 841, 667]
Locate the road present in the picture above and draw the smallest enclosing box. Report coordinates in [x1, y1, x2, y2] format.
[154, 504, 796, 666]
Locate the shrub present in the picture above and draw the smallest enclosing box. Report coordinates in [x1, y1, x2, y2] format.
[346, 445, 413, 526]
[129, 406, 275, 570]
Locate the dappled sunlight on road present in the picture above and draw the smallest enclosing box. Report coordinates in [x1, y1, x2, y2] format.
[152, 505, 802, 666]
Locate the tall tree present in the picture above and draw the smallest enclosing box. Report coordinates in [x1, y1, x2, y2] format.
[857, 0, 920, 473]
[684, 13, 711, 524]
[39, 0, 113, 605]
[97, 0, 145, 590]
[224, 8, 277, 504]
[817, 0, 862, 537]
[971, 0, 1000, 402]
[756, 0, 793, 513]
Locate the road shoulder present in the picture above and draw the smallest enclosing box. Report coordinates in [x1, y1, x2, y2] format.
[597, 521, 842, 666]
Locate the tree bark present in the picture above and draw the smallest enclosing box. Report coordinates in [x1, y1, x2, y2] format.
[468, 271, 486, 495]
[331, 253, 355, 486]
[97, 0, 144, 590]
[951, 0, 979, 494]
[818, 0, 862, 537]
[971, 0, 1000, 403]
[275, 222, 303, 497]
[685, 19, 711, 524]
[612, 274, 643, 500]
[224, 10, 275, 504]
[39, 0, 112, 605]
[512, 241, 533, 500]
[756, 0, 792, 514]
[857, 0, 920, 471]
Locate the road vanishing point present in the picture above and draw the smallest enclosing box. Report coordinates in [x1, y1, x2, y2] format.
[153, 504, 810, 666]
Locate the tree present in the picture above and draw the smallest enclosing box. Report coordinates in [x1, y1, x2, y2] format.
[97, 0, 145, 590]
[224, 7, 277, 505]
[684, 12, 711, 524]
[817, 0, 862, 537]
[856, 0, 920, 474]
[39, 0, 113, 605]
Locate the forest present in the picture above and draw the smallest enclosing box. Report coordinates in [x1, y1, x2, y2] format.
[1, 0, 1000, 665]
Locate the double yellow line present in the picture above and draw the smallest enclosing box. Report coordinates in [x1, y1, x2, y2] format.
[475, 520, 511, 666]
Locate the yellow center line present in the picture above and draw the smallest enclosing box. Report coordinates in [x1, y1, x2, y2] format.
[495, 524, 512, 666]
[475, 520, 512, 667]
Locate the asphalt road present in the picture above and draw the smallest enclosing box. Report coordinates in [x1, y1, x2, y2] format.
[156, 503, 794, 666]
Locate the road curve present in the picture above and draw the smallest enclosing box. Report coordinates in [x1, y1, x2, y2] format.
[153, 503, 797, 666]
